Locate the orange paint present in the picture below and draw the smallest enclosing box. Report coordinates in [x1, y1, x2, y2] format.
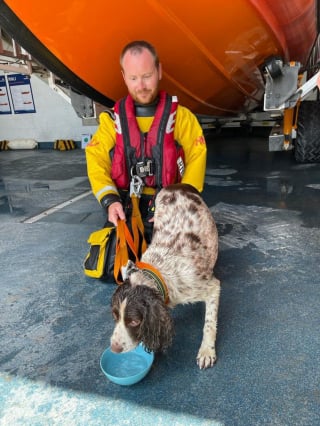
[2, 0, 317, 115]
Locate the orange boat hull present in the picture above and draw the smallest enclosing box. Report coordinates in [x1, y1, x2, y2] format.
[0, 0, 317, 115]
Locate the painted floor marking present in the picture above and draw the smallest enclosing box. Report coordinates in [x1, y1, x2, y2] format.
[22, 190, 92, 224]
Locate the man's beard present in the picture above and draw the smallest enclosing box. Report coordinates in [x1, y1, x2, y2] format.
[131, 88, 158, 105]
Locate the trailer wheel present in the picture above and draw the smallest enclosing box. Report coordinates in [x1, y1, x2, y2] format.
[295, 101, 320, 163]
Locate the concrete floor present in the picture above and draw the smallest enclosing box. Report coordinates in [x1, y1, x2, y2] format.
[0, 129, 319, 425]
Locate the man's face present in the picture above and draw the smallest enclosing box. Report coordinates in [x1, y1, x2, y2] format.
[121, 48, 162, 104]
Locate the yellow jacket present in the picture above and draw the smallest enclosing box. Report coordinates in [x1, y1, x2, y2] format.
[85, 104, 207, 204]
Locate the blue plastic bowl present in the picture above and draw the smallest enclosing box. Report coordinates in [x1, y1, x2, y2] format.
[100, 343, 154, 386]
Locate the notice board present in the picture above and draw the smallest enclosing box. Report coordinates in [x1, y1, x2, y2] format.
[7, 73, 36, 114]
[0, 75, 12, 114]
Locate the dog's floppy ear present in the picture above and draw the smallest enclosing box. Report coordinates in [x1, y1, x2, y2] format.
[121, 259, 139, 280]
[139, 296, 174, 352]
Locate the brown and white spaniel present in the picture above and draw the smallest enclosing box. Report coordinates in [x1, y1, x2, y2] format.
[110, 183, 220, 369]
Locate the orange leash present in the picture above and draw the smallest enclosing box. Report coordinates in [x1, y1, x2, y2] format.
[113, 219, 137, 284]
[113, 220, 169, 303]
[131, 195, 147, 255]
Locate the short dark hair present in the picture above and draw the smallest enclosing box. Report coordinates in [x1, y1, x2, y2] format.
[120, 40, 160, 69]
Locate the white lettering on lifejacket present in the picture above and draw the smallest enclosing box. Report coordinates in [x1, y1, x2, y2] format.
[166, 111, 176, 134]
[114, 112, 122, 134]
[177, 156, 185, 177]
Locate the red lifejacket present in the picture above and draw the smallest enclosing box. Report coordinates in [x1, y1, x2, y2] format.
[111, 90, 184, 189]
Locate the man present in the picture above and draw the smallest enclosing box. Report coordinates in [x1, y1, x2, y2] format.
[85, 40, 207, 240]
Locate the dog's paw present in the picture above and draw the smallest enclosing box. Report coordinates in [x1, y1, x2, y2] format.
[197, 347, 217, 369]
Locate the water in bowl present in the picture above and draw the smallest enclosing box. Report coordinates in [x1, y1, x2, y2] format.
[109, 352, 149, 377]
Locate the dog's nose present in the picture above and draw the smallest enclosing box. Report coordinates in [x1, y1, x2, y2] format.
[111, 341, 123, 353]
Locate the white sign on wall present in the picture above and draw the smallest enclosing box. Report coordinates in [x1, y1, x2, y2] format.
[7, 73, 36, 114]
[0, 75, 11, 114]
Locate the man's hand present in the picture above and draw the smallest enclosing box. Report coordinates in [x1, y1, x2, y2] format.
[108, 202, 126, 226]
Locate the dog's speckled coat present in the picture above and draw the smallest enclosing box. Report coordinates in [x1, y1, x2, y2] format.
[111, 183, 220, 369]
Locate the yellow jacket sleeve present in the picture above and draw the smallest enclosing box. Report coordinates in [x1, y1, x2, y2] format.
[174, 105, 207, 192]
[85, 112, 118, 203]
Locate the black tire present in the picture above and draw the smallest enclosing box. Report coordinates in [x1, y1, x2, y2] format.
[295, 100, 320, 163]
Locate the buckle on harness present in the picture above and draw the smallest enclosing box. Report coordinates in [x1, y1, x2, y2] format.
[130, 174, 144, 197]
[133, 159, 154, 178]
